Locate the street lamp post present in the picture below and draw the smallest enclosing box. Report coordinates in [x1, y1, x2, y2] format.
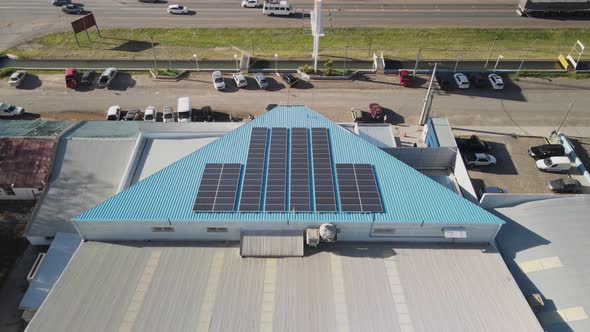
[274, 53, 278, 72]
[233, 54, 239, 71]
[493, 54, 504, 71]
[454, 55, 462, 73]
[193, 54, 199, 71]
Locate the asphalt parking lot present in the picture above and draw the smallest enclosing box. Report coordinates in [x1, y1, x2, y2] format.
[465, 135, 572, 194]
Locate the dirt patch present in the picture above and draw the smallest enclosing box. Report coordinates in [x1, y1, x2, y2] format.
[39, 111, 103, 121]
[16, 42, 43, 51]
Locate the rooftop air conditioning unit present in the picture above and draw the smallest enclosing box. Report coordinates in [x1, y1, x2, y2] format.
[319, 223, 337, 242]
[306, 229, 320, 247]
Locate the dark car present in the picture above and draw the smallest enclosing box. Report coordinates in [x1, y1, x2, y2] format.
[52, 0, 71, 5]
[122, 109, 142, 121]
[193, 106, 215, 122]
[266, 104, 277, 112]
[528, 144, 565, 160]
[548, 178, 582, 193]
[469, 73, 486, 88]
[479, 186, 505, 198]
[80, 70, 95, 87]
[368, 103, 384, 122]
[61, 3, 84, 14]
[435, 75, 452, 91]
[456, 135, 491, 153]
[279, 73, 298, 86]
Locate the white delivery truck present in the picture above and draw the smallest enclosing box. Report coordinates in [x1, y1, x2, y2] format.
[262, 0, 294, 16]
[177, 96, 192, 123]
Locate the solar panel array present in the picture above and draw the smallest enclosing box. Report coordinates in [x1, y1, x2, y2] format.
[193, 163, 241, 211]
[239, 128, 268, 211]
[265, 128, 288, 211]
[336, 163, 383, 212]
[311, 128, 337, 212]
[290, 128, 311, 211]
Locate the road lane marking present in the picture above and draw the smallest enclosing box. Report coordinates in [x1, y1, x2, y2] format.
[517, 256, 562, 274]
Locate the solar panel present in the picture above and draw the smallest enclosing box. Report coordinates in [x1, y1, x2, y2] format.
[265, 128, 288, 211]
[290, 128, 311, 211]
[336, 163, 383, 213]
[311, 128, 337, 212]
[193, 163, 242, 212]
[239, 128, 268, 211]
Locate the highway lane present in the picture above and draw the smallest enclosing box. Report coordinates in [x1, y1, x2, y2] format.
[2, 0, 589, 51]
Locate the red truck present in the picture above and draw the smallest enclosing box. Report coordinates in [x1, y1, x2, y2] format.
[399, 69, 410, 87]
[65, 67, 77, 88]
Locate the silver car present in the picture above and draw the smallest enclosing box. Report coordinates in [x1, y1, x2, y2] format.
[254, 73, 268, 89]
[8, 70, 27, 87]
[163, 106, 174, 123]
[98, 67, 117, 88]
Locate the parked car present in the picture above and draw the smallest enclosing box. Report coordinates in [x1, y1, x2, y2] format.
[97, 67, 117, 88]
[254, 73, 269, 89]
[61, 3, 84, 14]
[193, 106, 214, 122]
[278, 72, 298, 86]
[163, 106, 174, 123]
[212, 71, 225, 90]
[65, 67, 77, 88]
[536, 156, 571, 173]
[232, 72, 247, 88]
[399, 69, 410, 87]
[106, 106, 121, 121]
[139, 0, 161, 2]
[488, 74, 504, 90]
[479, 186, 505, 197]
[266, 104, 277, 112]
[464, 153, 497, 167]
[177, 96, 192, 123]
[167, 4, 189, 14]
[8, 70, 27, 87]
[351, 108, 363, 123]
[548, 178, 582, 193]
[241, 0, 261, 7]
[469, 73, 486, 88]
[123, 109, 142, 121]
[453, 73, 470, 89]
[456, 135, 491, 153]
[528, 144, 565, 160]
[80, 70, 95, 87]
[144, 106, 156, 122]
[52, 0, 71, 5]
[435, 74, 452, 90]
[0, 103, 24, 117]
[368, 103, 384, 122]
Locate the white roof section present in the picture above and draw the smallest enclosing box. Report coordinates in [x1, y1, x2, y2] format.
[26, 242, 541, 332]
[355, 123, 397, 148]
[27, 138, 136, 238]
[431, 118, 457, 148]
[240, 231, 304, 257]
[495, 196, 590, 332]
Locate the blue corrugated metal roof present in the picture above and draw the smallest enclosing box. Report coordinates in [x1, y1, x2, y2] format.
[74, 106, 502, 225]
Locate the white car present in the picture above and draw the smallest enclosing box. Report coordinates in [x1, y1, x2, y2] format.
[144, 106, 156, 122]
[488, 74, 504, 90]
[453, 73, 470, 89]
[98, 67, 117, 88]
[241, 0, 260, 7]
[8, 70, 27, 87]
[254, 73, 268, 89]
[106, 106, 121, 121]
[167, 4, 189, 14]
[0, 103, 24, 117]
[232, 72, 247, 88]
[536, 156, 571, 173]
[465, 153, 496, 167]
[212, 71, 225, 90]
[162, 106, 174, 123]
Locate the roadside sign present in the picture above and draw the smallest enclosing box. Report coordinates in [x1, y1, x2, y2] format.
[558, 54, 569, 70]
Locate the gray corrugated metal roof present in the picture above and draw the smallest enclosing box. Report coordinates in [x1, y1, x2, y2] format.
[0, 120, 71, 138]
[240, 231, 304, 257]
[19, 233, 81, 310]
[26, 138, 136, 238]
[26, 241, 541, 332]
[495, 196, 590, 332]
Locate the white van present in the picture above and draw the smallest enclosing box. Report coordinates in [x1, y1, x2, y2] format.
[262, 0, 294, 16]
[536, 156, 571, 173]
[177, 96, 192, 123]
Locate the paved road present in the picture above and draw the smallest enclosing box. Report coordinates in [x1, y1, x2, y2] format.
[2, 0, 590, 52]
[1, 73, 590, 128]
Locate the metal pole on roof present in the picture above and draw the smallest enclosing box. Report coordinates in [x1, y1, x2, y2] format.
[555, 102, 574, 134]
[418, 63, 437, 126]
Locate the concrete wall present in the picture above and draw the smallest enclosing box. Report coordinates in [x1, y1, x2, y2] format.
[479, 193, 573, 209]
[383, 147, 456, 169]
[0, 187, 41, 200]
[453, 151, 479, 203]
[75, 220, 499, 244]
[560, 133, 590, 185]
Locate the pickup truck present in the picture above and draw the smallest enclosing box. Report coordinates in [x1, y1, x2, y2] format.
[456, 135, 491, 153]
[464, 153, 496, 167]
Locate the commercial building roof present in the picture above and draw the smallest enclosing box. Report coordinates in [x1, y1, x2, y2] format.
[495, 196, 590, 332]
[75, 106, 503, 225]
[0, 138, 55, 188]
[0, 120, 71, 138]
[25, 242, 541, 332]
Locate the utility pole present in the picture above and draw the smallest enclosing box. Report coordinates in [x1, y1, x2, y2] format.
[454, 55, 462, 73]
[343, 32, 349, 76]
[483, 38, 497, 72]
[556, 102, 575, 134]
[150, 35, 158, 74]
[515, 39, 538, 80]
[419, 63, 437, 125]
[412, 48, 422, 78]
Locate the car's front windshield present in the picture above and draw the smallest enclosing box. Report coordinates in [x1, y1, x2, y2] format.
[164, 112, 172, 119]
[178, 112, 189, 118]
[145, 114, 154, 120]
[544, 159, 553, 166]
[215, 78, 223, 83]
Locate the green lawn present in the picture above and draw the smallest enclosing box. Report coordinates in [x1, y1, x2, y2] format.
[8, 27, 590, 60]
